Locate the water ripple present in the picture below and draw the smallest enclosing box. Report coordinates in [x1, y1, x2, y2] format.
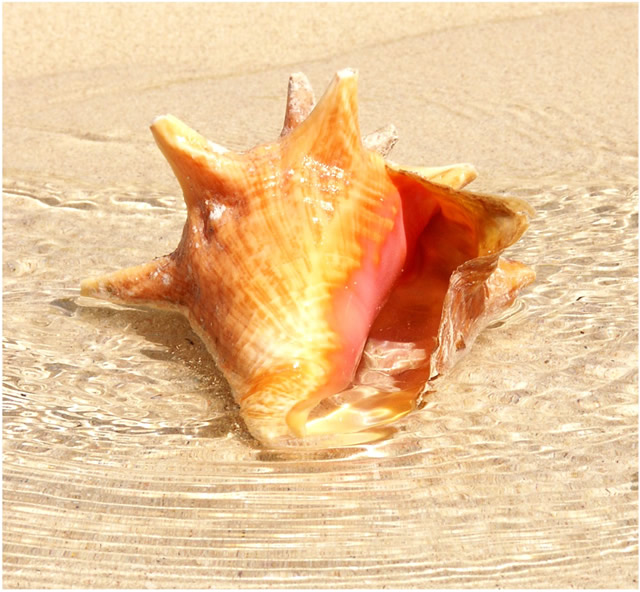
[3, 176, 637, 588]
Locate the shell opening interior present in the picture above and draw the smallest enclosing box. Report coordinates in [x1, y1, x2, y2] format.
[279, 165, 534, 444]
[282, 187, 481, 440]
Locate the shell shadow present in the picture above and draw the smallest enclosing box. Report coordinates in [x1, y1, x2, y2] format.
[56, 295, 259, 447]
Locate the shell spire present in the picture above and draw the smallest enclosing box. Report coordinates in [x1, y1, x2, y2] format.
[150, 114, 234, 211]
[289, 68, 363, 169]
[283, 70, 400, 158]
[362, 123, 399, 158]
[80, 255, 186, 309]
[281, 72, 316, 136]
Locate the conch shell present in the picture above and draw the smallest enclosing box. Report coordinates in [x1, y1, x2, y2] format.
[81, 69, 535, 448]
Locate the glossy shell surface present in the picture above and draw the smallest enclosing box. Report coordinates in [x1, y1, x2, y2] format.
[81, 69, 535, 447]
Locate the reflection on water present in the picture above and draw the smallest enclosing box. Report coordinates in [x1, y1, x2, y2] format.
[3, 175, 638, 587]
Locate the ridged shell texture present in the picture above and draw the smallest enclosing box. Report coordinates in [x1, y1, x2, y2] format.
[81, 69, 535, 447]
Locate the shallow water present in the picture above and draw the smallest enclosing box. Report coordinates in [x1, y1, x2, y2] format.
[3, 171, 637, 587]
[3, 3, 638, 588]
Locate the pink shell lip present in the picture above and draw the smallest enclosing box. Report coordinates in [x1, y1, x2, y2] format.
[81, 69, 535, 448]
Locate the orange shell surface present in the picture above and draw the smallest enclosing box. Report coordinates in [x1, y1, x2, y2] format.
[81, 69, 535, 448]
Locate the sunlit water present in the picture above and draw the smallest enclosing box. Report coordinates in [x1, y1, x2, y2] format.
[3, 167, 637, 587]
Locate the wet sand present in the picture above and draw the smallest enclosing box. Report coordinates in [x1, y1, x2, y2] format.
[5, 3, 637, 190]
[3, 3, 638, 588]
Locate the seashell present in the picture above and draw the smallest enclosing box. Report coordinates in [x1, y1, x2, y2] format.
[81, 69, 535, 448]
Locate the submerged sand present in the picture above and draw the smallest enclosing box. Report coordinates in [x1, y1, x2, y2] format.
[3, 3, 638, 588]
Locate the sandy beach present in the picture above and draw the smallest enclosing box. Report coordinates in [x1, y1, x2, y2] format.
[3, 3, 638, 588]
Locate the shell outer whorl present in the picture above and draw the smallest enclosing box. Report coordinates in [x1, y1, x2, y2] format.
[80, 69, 535, 448]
